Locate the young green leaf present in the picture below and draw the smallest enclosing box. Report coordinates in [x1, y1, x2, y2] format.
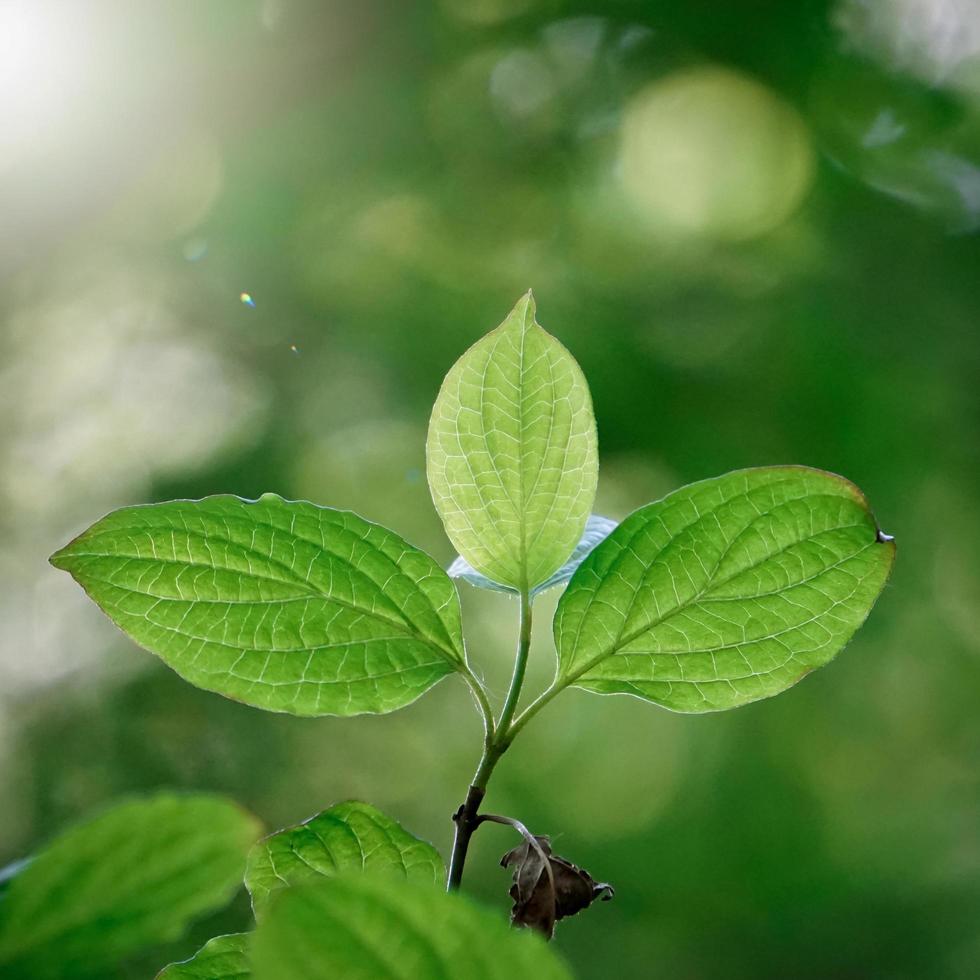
[449, 514, 618, 597]
[245, 801, 445, 918]
[427, 292, 599, 592]
[0, 794, 260, 980]
[156, 934, 250, 980]
[555, 467, 895, 712]
[51, 494, 465, 717]
[250, 875, 572, 980]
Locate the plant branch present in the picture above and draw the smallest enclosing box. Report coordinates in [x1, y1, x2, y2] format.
[447, 742, 503, 890]
[448, 589, 534, 892]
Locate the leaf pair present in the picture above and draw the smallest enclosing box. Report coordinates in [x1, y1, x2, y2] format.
[166, 801, 570, 979]
[0, 795, 571, 979]
[51, 294, 895, 720]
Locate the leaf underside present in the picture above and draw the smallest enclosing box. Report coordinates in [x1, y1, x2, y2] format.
[51, 494, 464, 717]
[250, 875, 571, 980]
[555, 466, 895, 713]
[156, 934, 250, 980]
[449, 514, 617, 597]
[245, 801, 445, 918]
[427, 291, 598, 592]
[0, 794, 260, 980]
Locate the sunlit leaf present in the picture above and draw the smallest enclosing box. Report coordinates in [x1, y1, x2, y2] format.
[250, 875, 572, 980]
[555, 467, 895, 712]
[427, 292, 598, 592]
[156, 934, 250, 980]
[0, 794, 260, 980]
[449, 514, 618, 597]
[51, 494, 465, 717]
[245, 801, 444, 918]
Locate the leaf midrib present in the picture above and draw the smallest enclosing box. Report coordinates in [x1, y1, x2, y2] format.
[561, 486, 872, 687]
[584, 554, 879, 685]
[93, 585, 449, 677]
[64, 520, 461, 665]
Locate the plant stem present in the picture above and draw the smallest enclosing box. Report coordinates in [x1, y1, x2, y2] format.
[447, 743, 502, 890]
[447, 590, 533, 891]
[496, 590, 532, 740]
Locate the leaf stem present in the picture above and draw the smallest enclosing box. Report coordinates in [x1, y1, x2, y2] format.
[478, 812, 556, 899]
[459, 663, 496, 741]
[504, 679, 561, 741]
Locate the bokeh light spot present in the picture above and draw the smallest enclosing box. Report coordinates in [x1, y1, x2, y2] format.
[619, 66, 816, 240]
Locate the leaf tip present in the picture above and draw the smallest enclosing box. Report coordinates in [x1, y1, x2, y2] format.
[49, 540, 77, 571]
[508, 289, 537, 330]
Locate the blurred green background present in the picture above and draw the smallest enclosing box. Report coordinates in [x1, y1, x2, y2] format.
[2, 0, 979, 977]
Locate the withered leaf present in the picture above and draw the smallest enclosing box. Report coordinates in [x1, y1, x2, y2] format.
[500, 835, 613, 939]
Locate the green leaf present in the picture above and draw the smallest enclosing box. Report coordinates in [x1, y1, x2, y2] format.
[0, 793, 261, 980]
[250, 875, 572, 980]
[245, 801, 445, 918]
[449, 514, 618, 597]
[555, 466, 895, 712]
[156, 934, 250, 980]
[51, 494, 465, 717]
[427, 291, 599, 592]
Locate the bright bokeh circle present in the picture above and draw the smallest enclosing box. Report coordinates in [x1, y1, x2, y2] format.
[620, 66, 816, 240]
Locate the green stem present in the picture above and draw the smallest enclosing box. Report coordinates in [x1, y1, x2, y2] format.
[505, 678, 561, 741]
[496, 590, 532, 740]
[459, 663, 496, 741]
[447, 589, 534, 891]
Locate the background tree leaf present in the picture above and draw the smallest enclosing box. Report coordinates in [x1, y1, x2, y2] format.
[0, 794, 260, 980]
[427, 291, 599, 592]
[448, 515, 618, 597]
[51, 494, 465, 717]
[245, 801, 445, 918]
[156, 934, 250, 980]
[555, 466, 895, 712]
[250, 875, 572, 980]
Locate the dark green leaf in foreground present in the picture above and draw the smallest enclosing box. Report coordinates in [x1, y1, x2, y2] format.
[245, 801, 445, 918]
[250, 875, 572, 980]
[555, 467, 895, 712]
[0, 794, 260, 980]
[51, 494, 465, 716]
[156, 934, 250, 980]
[427, 291, 599, 593]
[448, 514, 618, 597]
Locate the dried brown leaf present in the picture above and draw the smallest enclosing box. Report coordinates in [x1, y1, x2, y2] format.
[500, 836, 613, 939]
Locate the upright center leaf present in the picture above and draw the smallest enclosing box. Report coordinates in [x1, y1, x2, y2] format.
[426, 292, 598, 592]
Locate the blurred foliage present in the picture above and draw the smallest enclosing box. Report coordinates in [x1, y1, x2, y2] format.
[1, 0, 978, 977]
